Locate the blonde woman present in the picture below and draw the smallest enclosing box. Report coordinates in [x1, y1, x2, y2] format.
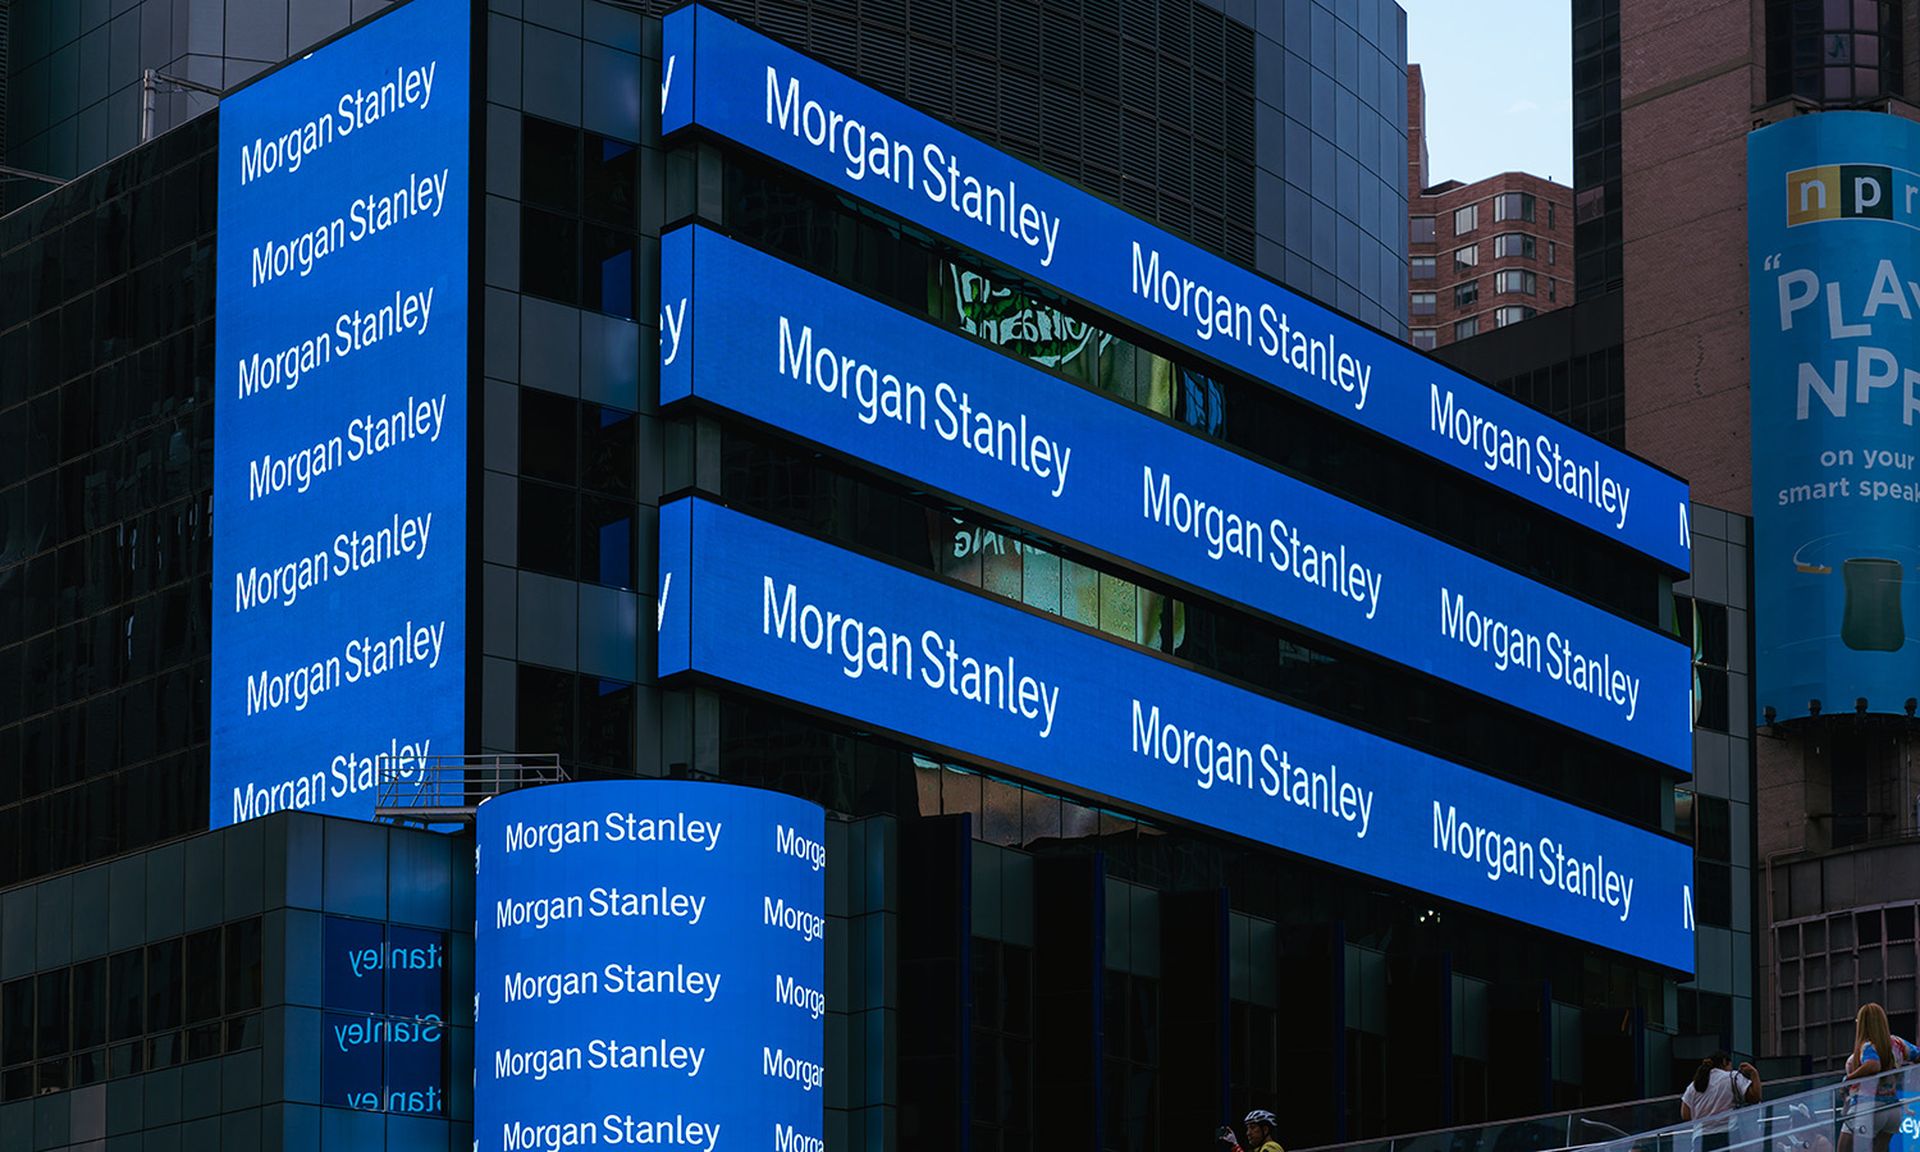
[1841, 1003, 1917, 1152]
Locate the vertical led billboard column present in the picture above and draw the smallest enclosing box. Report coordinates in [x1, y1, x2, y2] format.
[1751, 113, 1920, 722]
[211, 0, 469, 824]
[476, 781, 827, 1151]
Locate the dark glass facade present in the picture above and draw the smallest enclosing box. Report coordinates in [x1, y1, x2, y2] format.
[0, 0, 404, 212]
[0, 114, 215, 889]
[1571, 0, 1622, 301]
[0, 813, 473, 1148]
[0, 1, 1700, 1150]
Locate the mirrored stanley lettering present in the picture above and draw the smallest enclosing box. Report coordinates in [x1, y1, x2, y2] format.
[333, 1012, 443, 1052]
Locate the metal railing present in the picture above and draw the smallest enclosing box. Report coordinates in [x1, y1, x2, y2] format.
[1580, 1065, 1920, 1152]
[373, 753, 565, 827]
[1301, 1072, 1846, 1152]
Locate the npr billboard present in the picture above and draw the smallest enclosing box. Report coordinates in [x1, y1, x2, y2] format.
[1751, 113, 1920, 721]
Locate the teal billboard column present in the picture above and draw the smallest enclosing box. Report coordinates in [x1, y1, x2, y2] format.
[475, 781, 827, 1151]
[1750, 113, 1920, 721]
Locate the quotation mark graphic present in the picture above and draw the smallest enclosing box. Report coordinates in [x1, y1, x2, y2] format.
[1763, 253, 1783, 271]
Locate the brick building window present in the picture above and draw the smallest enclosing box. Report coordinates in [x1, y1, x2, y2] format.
[1411, 256, 1436, 280]
[1494, 233, 1536, 259]
[1766, 0, 1906, 103]
[1454, 244, 1479, 272]
[1493, 192, 1535, 222]
[1495, 270, 1536, 296]
[1412, 217, 1437, 243]
[1495, 306, 1537, 327]
[1454, 281, 1479, 308]
[1411, 292, 1437, 316]
[1453, 204, 1479, 235]
[1454, 317, 1479, 340]
[1411, 329, 1438, 350]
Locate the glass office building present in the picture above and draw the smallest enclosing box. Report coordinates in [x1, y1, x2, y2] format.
[0, 2, 1698, 1150]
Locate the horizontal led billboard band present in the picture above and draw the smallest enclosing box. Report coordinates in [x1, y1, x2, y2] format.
[658, 498, 1696, 972]
[661, 4, 1692, 572]
[663, 226, 1691, 768]
[211, 0, 469, 826]
[475, 780, 826, 1152]
[1750, 113, 1920, 722]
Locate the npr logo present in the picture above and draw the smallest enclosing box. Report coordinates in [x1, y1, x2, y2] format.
[1785, 164, 1920, 226]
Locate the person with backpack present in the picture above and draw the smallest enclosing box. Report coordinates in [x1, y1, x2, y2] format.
[1681, 1051, 1762, 1151]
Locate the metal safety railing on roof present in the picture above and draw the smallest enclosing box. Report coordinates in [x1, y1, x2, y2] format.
[372, 753, 565, 827]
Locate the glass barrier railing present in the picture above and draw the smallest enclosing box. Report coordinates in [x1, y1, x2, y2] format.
[1585, 1065, 1920, 1152]
[1300, 1072, 1861, 1152]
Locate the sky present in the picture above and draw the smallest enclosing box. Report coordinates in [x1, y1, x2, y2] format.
[1399, 0, 1573, 189]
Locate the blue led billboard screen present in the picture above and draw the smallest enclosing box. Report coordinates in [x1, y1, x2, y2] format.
[663, 226, 1691, 768]
[657, 498, 1695, 971]
[476, 780, 826, 1152]
[1750, 113, 1920, 722]
[660, 4, 1692, 571]
[211, 0, 469, 825]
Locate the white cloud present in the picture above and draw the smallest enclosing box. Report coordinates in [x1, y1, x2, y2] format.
[1505, 98, 1540, 116]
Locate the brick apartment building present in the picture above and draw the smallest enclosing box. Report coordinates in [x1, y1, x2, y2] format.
[1434, 0, 1920, 1072]
[1407, 64, 1573, 350]
[1603, 0, 1920, 1071]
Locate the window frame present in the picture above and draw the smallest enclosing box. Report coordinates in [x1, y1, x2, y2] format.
[1495, 269, 1537, 296]
[1494, 192, 1536, 223]
[1493, 233, 1536, 260]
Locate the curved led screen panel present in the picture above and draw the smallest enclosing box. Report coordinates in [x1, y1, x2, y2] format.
[658, 498, 1696, 973]
[662, 224, 1691, 769]
[476, 780, 827, 1152]
[661, 3, 1692, 571]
